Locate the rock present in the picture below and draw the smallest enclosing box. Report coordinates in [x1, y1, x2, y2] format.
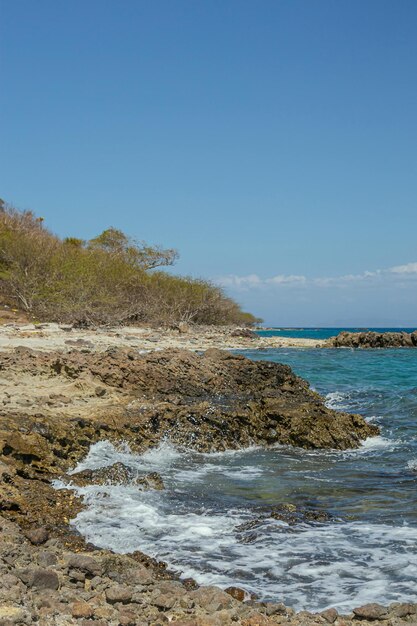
[321, 607, 338, 623]
[37, 550, 58, 566]
[70, 463, 164, 490]
[135, 471, 164, 490]
[118, 611, 138, 626]
[224, 586, 250, 602]
[328, 330, 417, 349]
[0, 607, 26, 624]
[67, 553, 103, 576]
[24, 527, 49, 545]
[389, 603, 417, 618]
[152, 593, 176, 609]
[105, 584, 133, 604]
[71, 601, 94, 618]
[230, 328, 258, 338]
[28, 568, 59, 590]
[191, 586, 234, 612]
[353, 603, 389, 620]
[264, 603, 288, 616]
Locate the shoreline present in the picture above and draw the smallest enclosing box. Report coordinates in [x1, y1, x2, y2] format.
[0, 322, 325, 352]
[0, 329, 413, 625]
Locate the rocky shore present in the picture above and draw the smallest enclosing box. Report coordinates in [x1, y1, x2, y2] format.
[0, 338, 407, 626]
[0, 322, 325, 352]
[325, 330, 417, 348]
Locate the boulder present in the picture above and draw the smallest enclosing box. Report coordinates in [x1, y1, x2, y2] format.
[353, 603, 389, 620]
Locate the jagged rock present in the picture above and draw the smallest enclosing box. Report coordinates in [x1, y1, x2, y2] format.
[327, 330, 417, 348]
[70, 463, 164, 490]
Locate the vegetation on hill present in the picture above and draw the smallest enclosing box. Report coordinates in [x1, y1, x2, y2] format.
[0, 200, 260, 327]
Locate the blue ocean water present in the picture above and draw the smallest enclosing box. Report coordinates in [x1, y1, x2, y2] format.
[59, 347, 417, 612]
[257, 327, 416, 340]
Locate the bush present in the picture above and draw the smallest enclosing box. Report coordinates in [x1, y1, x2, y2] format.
[0, 201, 260, 327]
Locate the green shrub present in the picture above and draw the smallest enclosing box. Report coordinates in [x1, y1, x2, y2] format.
[0, 201, 259, 326]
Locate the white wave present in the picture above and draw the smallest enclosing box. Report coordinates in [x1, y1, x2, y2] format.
[58, 439, 417, 613]
[407, 459, 417, 471]
[325, 391, 348, 409]
[69, 480, 417, 612]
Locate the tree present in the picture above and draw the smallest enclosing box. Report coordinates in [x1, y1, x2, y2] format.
[88, 228, 178, 270]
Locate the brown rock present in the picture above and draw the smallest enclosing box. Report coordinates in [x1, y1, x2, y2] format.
[389, 603, 417, 618]
[28, 568, 59, 590]
[24, 527, 49, 545]
[191, 586, 234, 612]
[67, 553, 102, 576]
[353, 603, 388, 620]
[321, 608, 338, 623]
[71, 601, 94, 619]
[225, 586, 249, 602]
[37, 550, 58, 566]
[105, 584, 133, 604]
[152, 592, 176, 609]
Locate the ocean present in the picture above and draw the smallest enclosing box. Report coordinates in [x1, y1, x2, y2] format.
[256, 327, 417, 340]
[58, 343, 417, 612]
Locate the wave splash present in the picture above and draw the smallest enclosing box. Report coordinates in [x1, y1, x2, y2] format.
[56, 441, 417, 612]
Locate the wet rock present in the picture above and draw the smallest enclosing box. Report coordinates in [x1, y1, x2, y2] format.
[353, 603, 389, 620]
[105, 584, 133, 604]
[135, 471, 164, 490]
[70, 462, 165, 490]
[269, 503, 333, 525]
[225, 586, 251, 602]
[24, 527, 49, 545]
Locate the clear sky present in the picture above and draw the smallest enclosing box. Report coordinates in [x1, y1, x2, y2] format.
[1, 0, 416, 326]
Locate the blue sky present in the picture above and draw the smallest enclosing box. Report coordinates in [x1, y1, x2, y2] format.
[1, 0, 416, 325]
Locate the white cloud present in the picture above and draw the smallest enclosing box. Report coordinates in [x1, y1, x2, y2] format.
[389, 262, 417, 275]
[266, 274, 306, 285]
[216, 261, 417, 291]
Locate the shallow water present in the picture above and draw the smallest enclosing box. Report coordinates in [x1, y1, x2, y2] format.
[57, 348, 417, 611]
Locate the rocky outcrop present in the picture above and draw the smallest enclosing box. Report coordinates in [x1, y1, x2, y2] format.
[0, 347, 378, 456]
[327, 330, 417, 348]
[0, 346, 382, 623]
[70, 463, 165, 490]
